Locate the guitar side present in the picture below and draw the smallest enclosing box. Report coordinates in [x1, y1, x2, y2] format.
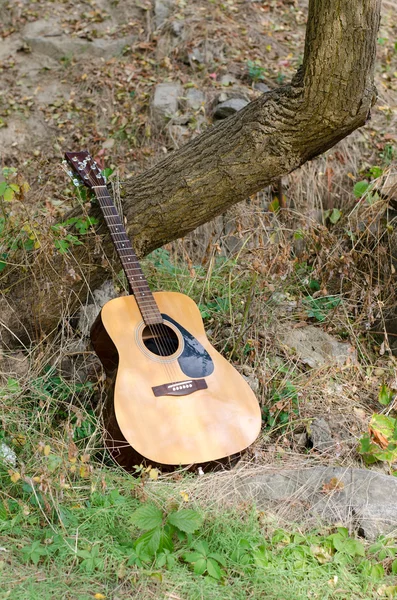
[92, 291, 262, 467]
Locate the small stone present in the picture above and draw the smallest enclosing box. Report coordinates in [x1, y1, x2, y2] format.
[243, 374, 259, 394]
[220, 74, 238, 86]
[293, 432, 308, 450]
[188, 47, 205, 64]
[279, 324, 357, 369]
[308, 418, 334, 453]
[214, 98, 249, 119]
[152, 82, 182, 126]
[185, 88, 205, 111]
[253, 81, 272, 93]
[0, 442, 17, 467]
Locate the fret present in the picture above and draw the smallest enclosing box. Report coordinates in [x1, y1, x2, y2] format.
[93, 186, 163, 325]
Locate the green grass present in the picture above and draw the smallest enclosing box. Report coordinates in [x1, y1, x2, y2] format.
[2, 476, 397, 600]
[1, 249, 397, 599]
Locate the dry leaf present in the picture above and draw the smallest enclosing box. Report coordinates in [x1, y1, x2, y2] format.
[369, 426, 389, 449]
[9, 471, 20, 483]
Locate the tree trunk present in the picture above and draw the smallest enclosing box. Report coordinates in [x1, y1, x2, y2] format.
[0, 0, 381, 347]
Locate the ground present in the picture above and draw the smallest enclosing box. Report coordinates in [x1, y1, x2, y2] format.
[1, 0, 397, 598]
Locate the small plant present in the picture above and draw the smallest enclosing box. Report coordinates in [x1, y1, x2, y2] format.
[130, 502, 202, 561]
[247, 59, 267, 82]
[303, 294, 341, 322]
[263, 380, 299, 431]
[359, 413, 397, 470]
[183, 540, 226, 580]
[51, 216, 99, 254]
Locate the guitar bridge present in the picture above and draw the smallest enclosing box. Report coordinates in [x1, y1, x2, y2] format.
[152, 379, 207, 397]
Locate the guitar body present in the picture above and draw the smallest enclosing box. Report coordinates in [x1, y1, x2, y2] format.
[91, 291, 261, 469]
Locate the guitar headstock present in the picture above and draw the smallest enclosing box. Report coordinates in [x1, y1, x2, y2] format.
[64, 151, 106, 189]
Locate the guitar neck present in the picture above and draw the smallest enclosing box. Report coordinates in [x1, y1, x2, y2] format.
[93, 185, 163, 325]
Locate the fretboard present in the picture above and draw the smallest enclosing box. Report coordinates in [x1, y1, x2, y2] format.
[93, 185, 163, 325]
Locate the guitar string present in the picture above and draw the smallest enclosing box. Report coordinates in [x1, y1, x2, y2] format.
[95, 187, 179, 380]
[76, 165, 171, 367]
[90, 177, 181, 380]
[73, 161, 179, 377]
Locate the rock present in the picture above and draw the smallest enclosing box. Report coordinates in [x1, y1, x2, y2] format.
[78, 280, 119, 338]
[188, 47, 205, 65]
[231, 466, 397, 540]
[154, 0, 174, 29]
[381, 170, 397, 202]
[23, 20, 135, 59]
[279, 325, 357, 368]
[185, 88, 205, 111]
[243, 374, 260, 394]
[253, 81, 272, 93]
[0, 443, 17, 467]
[292, 431, 308, 450]
[152, 82, 182, 126]
[308, 417, 334, 453]
[214, 98, 249, 119]
[220, 74, 238, 86]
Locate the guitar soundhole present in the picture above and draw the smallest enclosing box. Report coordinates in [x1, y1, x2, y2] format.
[142, 324, 180, 357]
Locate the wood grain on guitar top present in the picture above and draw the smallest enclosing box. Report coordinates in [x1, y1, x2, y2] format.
[91, 291, 261, 467]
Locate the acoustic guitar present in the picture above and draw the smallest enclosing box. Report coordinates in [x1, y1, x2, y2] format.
[64, 151, 261, 470]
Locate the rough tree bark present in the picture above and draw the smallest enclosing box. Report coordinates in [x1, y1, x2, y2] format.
[0, 0, 381, 347]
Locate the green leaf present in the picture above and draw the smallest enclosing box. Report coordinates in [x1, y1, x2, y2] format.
[0, 182, 7, 196]
[379, 384, 393, 406]
[167, 509, 202, 534]
[192, 540, 209, 556]
[135, 527, 161, 556]
[206, 558, 222, 579]
[193, 557, 207, 575]
[208, 552, 227, 566]
[131, 504, 163, 531]
[183, 551, 203, 563]
[370, 563, 385, 580]
[3, 186, 14, 201]
[9, 184, 20, 193]
[54, 239, 69, 254]
[353, 180, 369, 198]
[344, 539, 365, 557]
[329, 208, 342, 224]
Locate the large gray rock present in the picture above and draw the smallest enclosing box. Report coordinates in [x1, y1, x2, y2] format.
[152, 82, 182, 126]
[214, 98, 249, 119]
[231, 466, 397, 540]
[23, 20, 135, 59]
[279, 325, 357, 368]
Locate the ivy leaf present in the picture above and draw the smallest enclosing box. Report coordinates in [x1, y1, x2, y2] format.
[167, 509, 202, 534]
[131, 504, 163, 531]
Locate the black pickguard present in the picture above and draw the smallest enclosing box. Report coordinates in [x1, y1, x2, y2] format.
[162, 314, 214, 379]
